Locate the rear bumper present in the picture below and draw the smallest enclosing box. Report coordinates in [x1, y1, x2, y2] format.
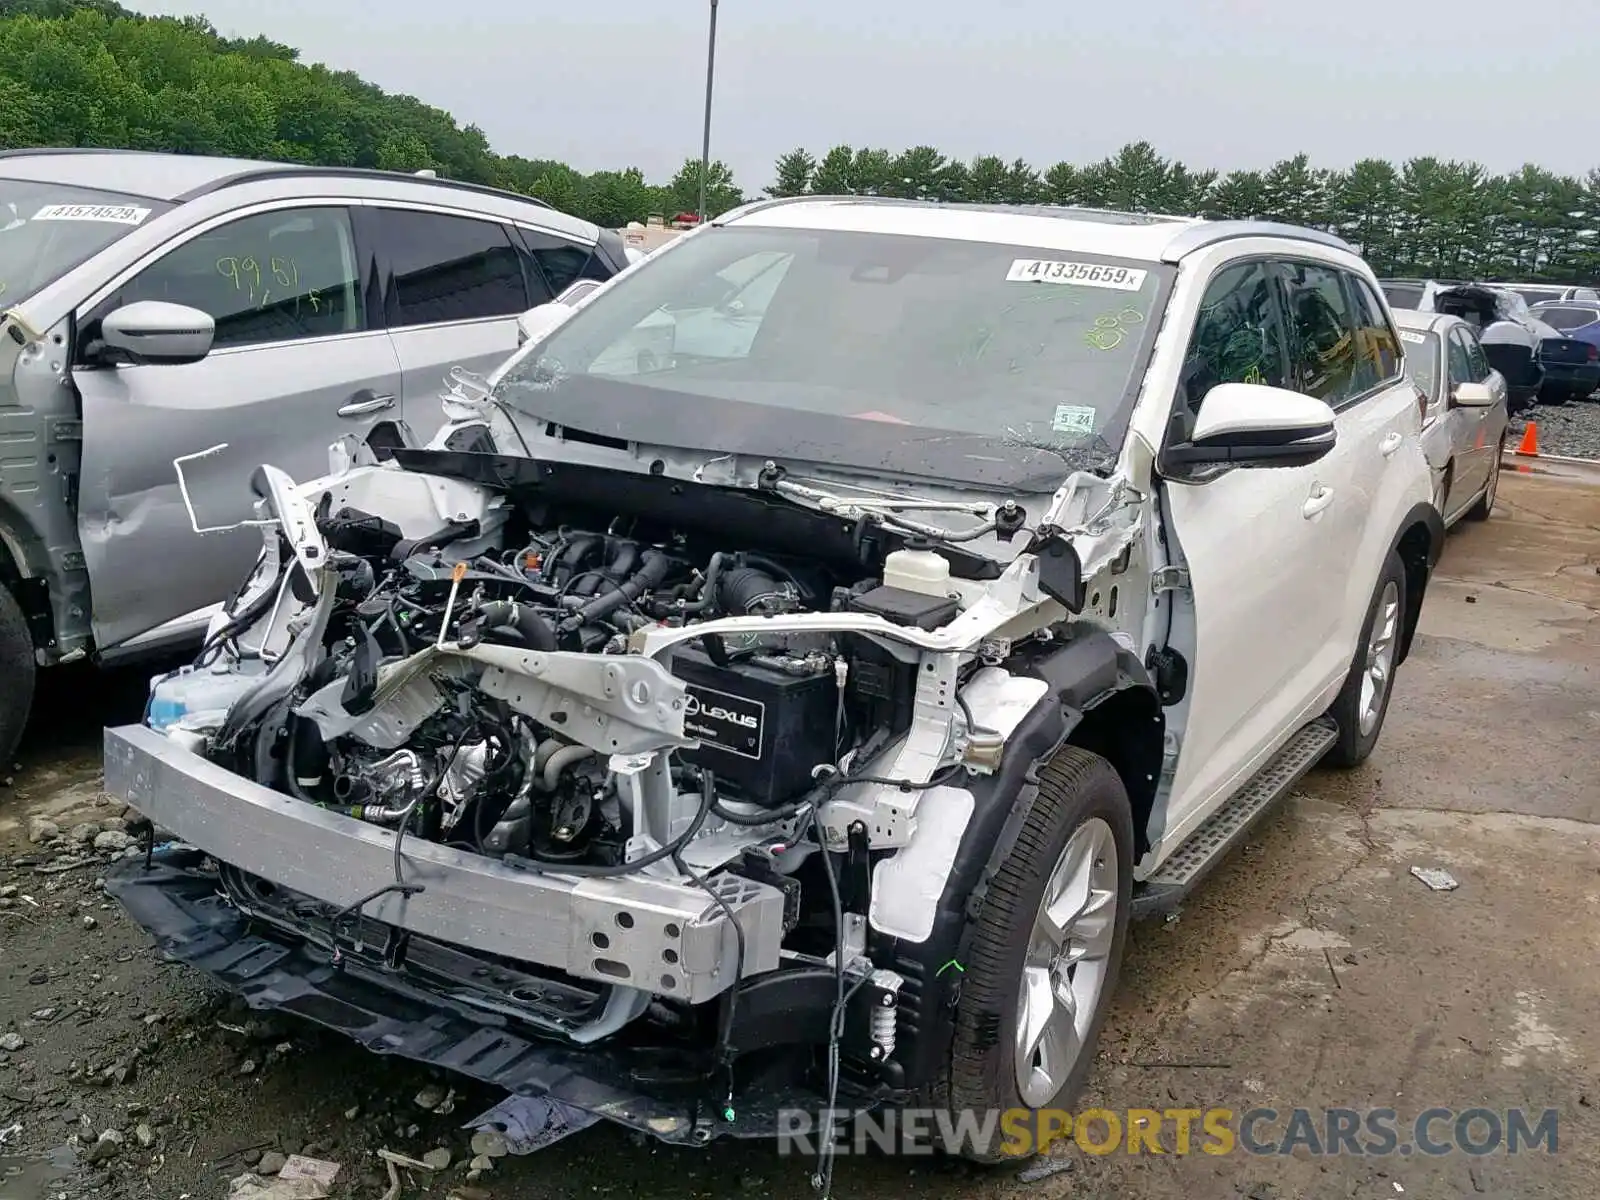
[1538, 361, 1600, 393]
[102, 724, 784, 1005]
[104, 852, 838, 1144]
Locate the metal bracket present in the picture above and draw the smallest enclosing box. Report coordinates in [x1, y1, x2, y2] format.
[1150, 566, 1191, 595]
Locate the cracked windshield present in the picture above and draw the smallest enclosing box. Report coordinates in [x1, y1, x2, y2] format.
[499, 225, 1168, 465]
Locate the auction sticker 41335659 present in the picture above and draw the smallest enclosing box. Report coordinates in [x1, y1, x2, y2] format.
[1006, 259, 1147, 290]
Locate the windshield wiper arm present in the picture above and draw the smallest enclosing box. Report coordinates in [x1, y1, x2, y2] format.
[756, 462, 1028, 544]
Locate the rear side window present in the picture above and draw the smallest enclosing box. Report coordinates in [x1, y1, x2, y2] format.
[518, 227, 593, 295]
[1446, 330, 1475, 386]
[1280, 260, 1367, 405]
[1382, 284, 1424, 310]
[1180, 259, 1290, 413]
[1535, 305, 1600, 332]
[376, 209, 528, 327]
[1461, 328, 1490, 380]
[1348, 276, 1402, 386]
[87, 206, 363, 350]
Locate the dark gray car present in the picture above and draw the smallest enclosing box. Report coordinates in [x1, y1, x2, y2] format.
[0, 150, 630, 766]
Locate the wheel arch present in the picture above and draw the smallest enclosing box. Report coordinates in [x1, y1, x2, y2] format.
[1389, 502, 1445, 665]
[0, 502, 57, 652]
[868, 629, 1164, 1097]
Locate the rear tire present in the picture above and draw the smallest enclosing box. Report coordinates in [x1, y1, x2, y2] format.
[1324, 551, 1407, 769]
[944, 746, 1133, 1163]
[0, 584, 35, 774]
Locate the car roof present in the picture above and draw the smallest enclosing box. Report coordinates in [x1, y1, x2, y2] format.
[0, 148, 595, 235]
[717, 196, 1357, 264]
[1390, 308, 1453, 334]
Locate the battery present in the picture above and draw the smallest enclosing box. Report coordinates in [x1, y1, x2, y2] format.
[670, 642, 838, 808]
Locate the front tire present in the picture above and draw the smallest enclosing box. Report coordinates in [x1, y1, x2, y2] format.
[0, 584, 36, 773]
[945, 746, 1133, 1162]
[1324, 551, 1407, 768]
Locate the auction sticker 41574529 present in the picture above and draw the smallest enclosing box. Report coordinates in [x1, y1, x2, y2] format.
[32, 204, 152, 225]
[1006, 259, 1147, 291]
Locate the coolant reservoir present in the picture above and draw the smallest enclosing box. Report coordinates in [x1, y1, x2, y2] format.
[147, 663, 263, 735]
[882, 548, 952, 598]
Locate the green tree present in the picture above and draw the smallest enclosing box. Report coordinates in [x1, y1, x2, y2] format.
[848, 147, 894, 196]
[965, 155, 1009, 203]
[667, 157, 741, 218]
[529, 164, 583, 214]
[1258, 153, 1330, 228]
[810, 144, 856, 194]
[1205, 170, 1266, 220]
[579, 168, 653, 227]
[889, 145, 948, 200]
[1096, 141, 1173, 212]
[1330, 159, 1403, 272]
[768, 147, 815, 197]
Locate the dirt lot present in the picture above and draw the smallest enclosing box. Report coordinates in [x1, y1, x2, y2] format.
[2, 462, 1597, 1200]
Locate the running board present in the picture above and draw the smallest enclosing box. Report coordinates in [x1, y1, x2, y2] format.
[1131, 716, 1338, 919]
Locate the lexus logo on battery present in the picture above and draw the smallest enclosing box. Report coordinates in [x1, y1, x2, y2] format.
[683, 692, 758, 729]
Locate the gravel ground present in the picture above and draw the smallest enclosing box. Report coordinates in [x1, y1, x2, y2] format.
[1512, 393, 1600, 458]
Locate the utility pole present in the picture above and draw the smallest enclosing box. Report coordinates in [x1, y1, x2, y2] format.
[699, 0, 719, 223]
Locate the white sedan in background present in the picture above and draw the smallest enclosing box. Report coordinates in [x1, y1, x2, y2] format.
[1394, 308, 1510, 526]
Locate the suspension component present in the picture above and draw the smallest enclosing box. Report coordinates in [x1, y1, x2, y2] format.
[867, 968, 903, 1060]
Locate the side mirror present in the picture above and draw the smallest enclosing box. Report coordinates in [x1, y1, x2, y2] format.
[516, 301, 575, 346]
[98, 301, 214, 365]
[1167, 382, 1337, 472]
[1451, 381, 1495, 408]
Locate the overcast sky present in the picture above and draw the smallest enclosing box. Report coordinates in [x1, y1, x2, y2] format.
[139, 0, 1585, 192]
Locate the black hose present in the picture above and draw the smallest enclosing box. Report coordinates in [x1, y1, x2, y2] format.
[674, 552, 727, 615]
[711, 796, 811, 825]
[716, 566, 784, 615]
[471, 600, 557, 650]
[285, 716, 328, 803]
[570, 549, 672, 625]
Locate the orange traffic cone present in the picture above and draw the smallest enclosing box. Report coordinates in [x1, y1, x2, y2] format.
[1515, 422, 1539, 456]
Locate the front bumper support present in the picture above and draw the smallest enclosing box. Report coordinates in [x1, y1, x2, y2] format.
[102, 724, 785, 1004]
[105, 854, 847, 1144]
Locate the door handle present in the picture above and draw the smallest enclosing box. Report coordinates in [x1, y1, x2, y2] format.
[1379, 431, 1403, 457]
[338, 391, 395, 418]
[1302, 485, 1335, 518]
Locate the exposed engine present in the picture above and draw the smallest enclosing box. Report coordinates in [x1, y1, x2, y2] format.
[172, 481, 962, 877]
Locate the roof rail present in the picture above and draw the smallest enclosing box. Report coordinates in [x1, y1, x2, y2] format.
[718, 194, 1202, 229]
[173, 164, 557, 213]
[0, 146, 142, 160]
[712, 194, 821, 224]
[1159, 220, 1356, 262]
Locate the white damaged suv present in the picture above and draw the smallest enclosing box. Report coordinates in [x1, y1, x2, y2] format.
[99, 199, 1441, 1164]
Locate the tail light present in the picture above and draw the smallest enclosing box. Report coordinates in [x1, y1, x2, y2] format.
[1588, 344, 1597, 361]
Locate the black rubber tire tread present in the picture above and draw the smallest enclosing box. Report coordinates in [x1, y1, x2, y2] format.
[0, 583, 35, 773]
[1324, 550, 1407, 769]
[943, 744, 1133, 1162]
[1462, 439, 1501, 523]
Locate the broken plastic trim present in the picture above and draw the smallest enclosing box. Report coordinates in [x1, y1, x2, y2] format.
[105, 850, 874, 1146]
